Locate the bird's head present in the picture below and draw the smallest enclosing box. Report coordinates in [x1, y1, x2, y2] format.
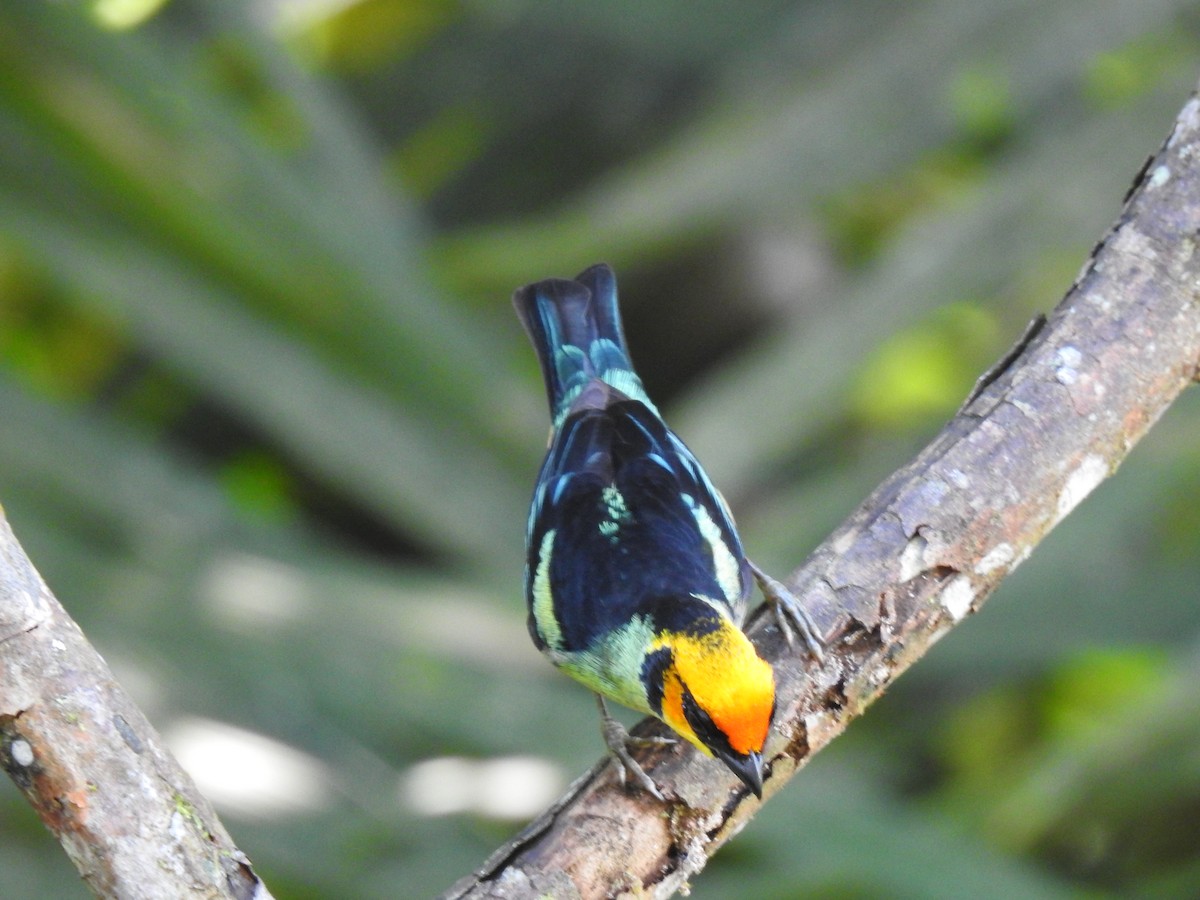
[642, 614, 775, 797]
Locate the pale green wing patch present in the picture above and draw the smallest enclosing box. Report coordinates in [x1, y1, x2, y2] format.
[531, 528, 563, 651]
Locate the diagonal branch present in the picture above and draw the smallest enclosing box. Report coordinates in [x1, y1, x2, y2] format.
[446, 82, 1200, 900]
[0, 513, 274, 899]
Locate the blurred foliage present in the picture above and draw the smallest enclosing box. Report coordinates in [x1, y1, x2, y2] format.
[1, 1, 1200, 897]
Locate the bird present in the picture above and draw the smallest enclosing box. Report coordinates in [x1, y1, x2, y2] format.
[513, 263, 823, 800]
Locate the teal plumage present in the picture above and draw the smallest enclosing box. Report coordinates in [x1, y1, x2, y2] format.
[515, 263, 660, 426]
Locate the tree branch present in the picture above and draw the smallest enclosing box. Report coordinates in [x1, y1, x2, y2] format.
[446, 83, 1200, 899]
[0, 511, 273, 899]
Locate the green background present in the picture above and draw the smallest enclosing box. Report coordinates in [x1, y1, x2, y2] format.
[2, 1, 1200, 896]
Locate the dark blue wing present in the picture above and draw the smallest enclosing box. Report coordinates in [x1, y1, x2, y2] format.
[526, 396, 751, 653]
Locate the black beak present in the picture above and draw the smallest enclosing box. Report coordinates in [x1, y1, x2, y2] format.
[715, 749, 764, 798]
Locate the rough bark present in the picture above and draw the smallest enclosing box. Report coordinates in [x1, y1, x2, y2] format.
[0, 511, 273, 899]
[445, 85, 1200, 899]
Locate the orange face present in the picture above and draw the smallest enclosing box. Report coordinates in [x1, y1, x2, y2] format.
[653, 620, 775, 758]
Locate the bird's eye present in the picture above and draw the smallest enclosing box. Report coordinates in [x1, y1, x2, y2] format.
[680, 684, 736, 759]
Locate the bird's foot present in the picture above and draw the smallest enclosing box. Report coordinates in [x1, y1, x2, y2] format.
[596, 695, 671, 801]
[748, 560, 825, 662]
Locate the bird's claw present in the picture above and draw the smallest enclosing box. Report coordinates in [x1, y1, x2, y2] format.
[597, 696, 668, 801]
[749, 560, 825, 663]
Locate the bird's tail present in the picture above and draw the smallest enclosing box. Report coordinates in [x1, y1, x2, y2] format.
[513, 263, 654, 422]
